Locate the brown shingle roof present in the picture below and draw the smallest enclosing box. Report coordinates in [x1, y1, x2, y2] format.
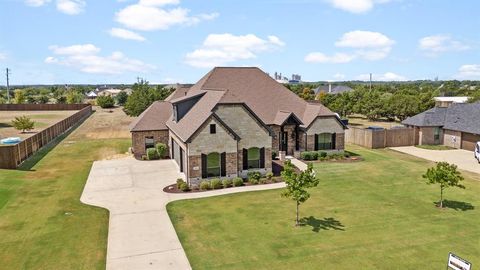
[130, 101, 171, 132]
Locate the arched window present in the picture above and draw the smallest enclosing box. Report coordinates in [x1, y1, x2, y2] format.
[207, 152, 221, 177]
[316, 133, 333, 150]
[247, 147, 260, 169]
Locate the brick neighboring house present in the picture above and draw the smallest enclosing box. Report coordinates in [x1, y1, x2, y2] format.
[402, 102, 480, 151]
[130, 67, 347, 186]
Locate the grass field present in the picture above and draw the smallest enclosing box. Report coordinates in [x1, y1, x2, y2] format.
[0, 110, 77, 140]
[0, 108, 131, 269]
[168, 146, 480, 269]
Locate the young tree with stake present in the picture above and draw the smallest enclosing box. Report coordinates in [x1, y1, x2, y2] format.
[423, 162, 464, 208]
[281, 160, 319, 226]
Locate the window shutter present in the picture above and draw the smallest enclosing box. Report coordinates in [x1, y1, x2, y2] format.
[314, 134, 319, 151]
[332, 133, 336, 150]
[260, 147, 265, 168]
[243, 148, 248, 170]
[201, 154, 207, 178]
[221, 152, 226, 177]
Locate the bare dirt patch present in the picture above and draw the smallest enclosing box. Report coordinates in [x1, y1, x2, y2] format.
[0, 110, 76, 140]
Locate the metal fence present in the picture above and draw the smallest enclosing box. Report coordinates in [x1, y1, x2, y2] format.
[0, 104, 92, 169]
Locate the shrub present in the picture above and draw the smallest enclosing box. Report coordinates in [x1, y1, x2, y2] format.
[176, 178, 185, 189]
[210, 179, 223, 189]
[179, 182, 190, 192]
[200, 181, 210, 190]
[97, 95, 115, 108]
[344, 151, 351, 158]
[141, 155, 147, 160]
[249, 178, 259, 185]
[156, 143, 167, 158]
[259, 178, 268, 184]
[272, 151, 278, 160]
[146, 148, 159, 160]
[247, 171, 261, 181]
[116, 91, 128, 105]
[266, 172, 274, 180]
[233, 177, 244, 187]
[318, 151, 327, 158]
[328, 152, 344, 160]
[222, 179, 233, 188]
[11, 115, 35, 133]
[301, 151, 318, 161]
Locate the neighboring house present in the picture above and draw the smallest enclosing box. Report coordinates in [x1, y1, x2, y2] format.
[433, 96, 469, 108]
[130, 67, 347, 186]
[402, 102, 480, 151]
[97, 89, 123, 97]
[313, 84, 353, 95]
[86, 91, 97, 99]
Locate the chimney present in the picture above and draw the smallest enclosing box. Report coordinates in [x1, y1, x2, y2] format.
[328, 83, 332, 93]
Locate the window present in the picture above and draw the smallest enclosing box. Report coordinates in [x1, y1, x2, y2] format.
[145, 137, 155, 149]
[317, 133, 333, 150]
[207, 152, 221, 177]
[210, 124, 216, 134]
[247, 147, 260, 169]
[434, 127, 441, 141]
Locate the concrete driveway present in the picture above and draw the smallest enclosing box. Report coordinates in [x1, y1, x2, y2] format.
[80, 157, 285, 270]
[390, 146, 480, 175]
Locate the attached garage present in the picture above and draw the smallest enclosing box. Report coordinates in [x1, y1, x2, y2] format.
[461, 132, 480, 151]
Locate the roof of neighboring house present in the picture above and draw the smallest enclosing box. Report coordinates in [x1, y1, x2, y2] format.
[402, 102, 480, 135]
[164, 84, 192, 101]
[433, 96, 469, 103]
[86, 91, 97, 97]
[313, 85, 354, 95]
[402, 107, 448, 127]
[132, 67, 342, 141]
[130, 101, 172, 132]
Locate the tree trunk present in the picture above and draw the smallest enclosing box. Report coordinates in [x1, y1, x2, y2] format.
[295, 201, 299, 226]
[440, 186, 443, 208]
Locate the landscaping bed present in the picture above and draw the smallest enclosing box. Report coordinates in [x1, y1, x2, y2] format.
[415, 145, 455, 151]
[163, 177, 284, 193]
[300, 150, 363, 163]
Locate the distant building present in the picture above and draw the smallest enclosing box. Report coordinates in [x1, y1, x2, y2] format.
[86, 91, 97, 99]
[313, 84, 353, 95]
[433, 96, 469, 108]
[272, 72, 302, 84]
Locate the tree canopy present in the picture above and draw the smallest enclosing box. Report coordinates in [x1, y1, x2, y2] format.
[123, 81, 174, 117]
[423, 162, 465, 208]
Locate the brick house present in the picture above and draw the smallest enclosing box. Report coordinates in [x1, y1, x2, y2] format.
[130, 67, 347, 186]
[402, 102, 480, 151]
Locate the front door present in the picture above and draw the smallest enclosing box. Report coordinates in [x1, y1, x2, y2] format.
[280, 131, 288, 152]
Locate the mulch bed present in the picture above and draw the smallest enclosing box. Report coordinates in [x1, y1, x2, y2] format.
[163, 178, 284, 194]
[303, 156, 364, 163]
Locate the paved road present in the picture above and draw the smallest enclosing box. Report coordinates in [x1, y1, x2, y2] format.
[390, 146, 480, 175]
[80, 157, 285, 270]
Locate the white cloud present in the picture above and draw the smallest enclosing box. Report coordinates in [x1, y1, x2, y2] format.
[305, 30, 394, 63]
[419, 35, 470, 56]
[56, 0, 85, 15]
[333, 73, 346, 80]
[305, 52, 355, 63]
[115, 1, 218, 31]
[109, 28, 146, 42]
[454, 64, 480, 80]
[185, 33, 285, 68]
[0, 52, 6, 61]
[25, 0, 51, 7]
[45, 44, 155, 74]
[356, 72, 406, 81]
[328, 0, 392, 13]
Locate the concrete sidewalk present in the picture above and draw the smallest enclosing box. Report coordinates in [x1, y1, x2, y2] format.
[390, 146, 480, 175]
[80, 157, 285, 270]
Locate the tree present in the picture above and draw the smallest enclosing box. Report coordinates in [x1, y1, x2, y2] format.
[423, 162, 465, 208]
[66, 90, 84, 104]
[123, 81, 174, 116]
[97, 96, 115, 108]
[116, 91, 128, 106]
[14, 90, 25, 104]
[11, 116, 35, 133]
[281, 161, 319, 226]
[37, 95, 50, 104]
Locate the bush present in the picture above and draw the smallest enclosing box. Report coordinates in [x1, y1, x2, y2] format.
[318, 151, 327, 158]
[247, 171, 261, 181]
[179, 182, 190, 192]
[116, 91, 128, 105]
[272, 151, 278, 160]
[344, 151, 351, 158]
[222, 179, 233, 188]
[249, 178, 259, 185]
[97, 95, 115, 108]
[301, 151, 318, 160]
[176, 178, 185, 189]
[259, 178, 268, 184]
[210, 179, 222, 189]
[146, 148, 159, 160]
[266, 172, 273, 180]
[328, 152, 344, 160]
[200, 181, 210, 190]
[141, 155, 147, 160]
[11, 115, 35, 133]
[233, 177, 244, 187]
[156, 143, 167, 158]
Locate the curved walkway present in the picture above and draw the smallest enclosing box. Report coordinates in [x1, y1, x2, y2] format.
[80, 157, 285, 270]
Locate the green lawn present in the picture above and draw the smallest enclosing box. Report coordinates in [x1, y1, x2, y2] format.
[415, 144, 455, 150]
[0, 131, 130, 269]
[168, 146, 480, 269]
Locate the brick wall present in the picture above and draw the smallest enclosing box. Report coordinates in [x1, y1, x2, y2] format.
[336, 133, 345, 150]
[443, 129, 462, 149]
[131, 130, 169, 157]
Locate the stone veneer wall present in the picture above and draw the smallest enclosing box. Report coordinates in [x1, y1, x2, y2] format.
[305, 133, 345, 151]
[283, 124, 296, 155]
[131, 130, 169, 157]
[189, 152, 238, 187]
[270, 125, 281, 153]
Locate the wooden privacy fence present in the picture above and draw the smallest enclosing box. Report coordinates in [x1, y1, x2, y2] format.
[0, 105, 92, 169]
[0, 103, 90, 111]
[345, 126, 417, 149]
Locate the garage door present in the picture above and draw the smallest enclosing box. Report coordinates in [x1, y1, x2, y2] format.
[461, 132, 480, 151]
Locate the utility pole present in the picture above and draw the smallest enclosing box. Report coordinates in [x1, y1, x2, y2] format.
[6, 68, 11, 104]
[369, 73, 372, 91]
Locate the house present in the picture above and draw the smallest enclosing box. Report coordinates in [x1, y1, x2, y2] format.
[86, 91, 97, 99]
[433, 96, 469, 108]
[402, 101, 480, 151]
[130, 67, 347, 186]
[97, 89, 123, 97]
[313, 84, 353, 95]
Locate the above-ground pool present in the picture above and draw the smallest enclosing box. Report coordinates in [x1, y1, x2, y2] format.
[0, 137, 22, 145]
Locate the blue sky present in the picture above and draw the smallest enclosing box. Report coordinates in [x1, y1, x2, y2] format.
[0, 0, 479, 85]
